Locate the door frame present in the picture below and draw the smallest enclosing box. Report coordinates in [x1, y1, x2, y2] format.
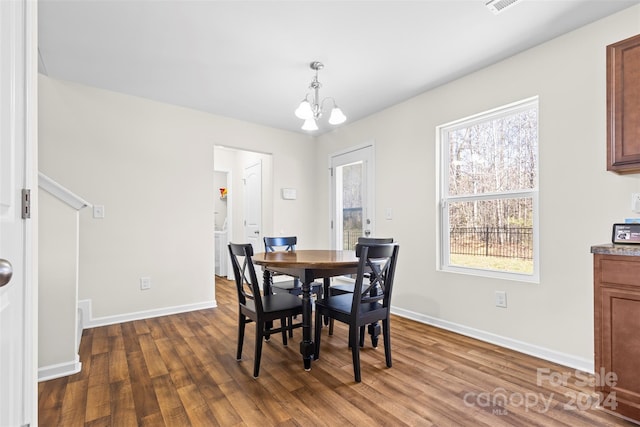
[328, 141, 375, 250]
[0, 0, 37, 424]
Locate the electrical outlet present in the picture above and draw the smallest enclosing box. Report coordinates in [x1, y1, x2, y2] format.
[93, 205, 105, 219]
[495, 291, 507, 308]
[632, 193, 640, 212]
[140, 277, 151, 290]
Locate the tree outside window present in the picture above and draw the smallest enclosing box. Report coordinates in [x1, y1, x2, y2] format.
[439, 97, 539, 281]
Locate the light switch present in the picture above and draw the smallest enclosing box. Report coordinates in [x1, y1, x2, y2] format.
[385, 208, 393, 220]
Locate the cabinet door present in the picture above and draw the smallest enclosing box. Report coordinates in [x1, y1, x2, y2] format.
[599, 286, 640, 420]
[607, 33, 640, 174]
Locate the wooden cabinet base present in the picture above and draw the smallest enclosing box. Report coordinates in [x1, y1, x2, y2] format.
[593, 253, 640, 424]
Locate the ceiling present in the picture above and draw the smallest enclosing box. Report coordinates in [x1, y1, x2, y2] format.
[38, 0, 639, 135]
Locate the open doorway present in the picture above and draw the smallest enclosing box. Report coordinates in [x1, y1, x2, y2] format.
[214, 146, 273, 287]
[214, 170, 230, 279]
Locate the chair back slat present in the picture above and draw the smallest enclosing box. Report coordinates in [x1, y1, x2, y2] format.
[228, 243, 264, 313]
[356, 237, 394, 285]
[351, 243, 399, 315]
[355, 239, 394, 299]
[263, 236, 300, 288]
[264, 236, 297, 252]
[356, 237, 394, 246]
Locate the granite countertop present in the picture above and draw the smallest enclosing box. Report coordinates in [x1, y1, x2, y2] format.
[591, 243, 640, 256]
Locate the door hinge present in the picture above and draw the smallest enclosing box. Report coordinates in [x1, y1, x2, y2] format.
[329, 167, 333, 177]
[330, 220, 333, 229]
[21, 189, 31, 219]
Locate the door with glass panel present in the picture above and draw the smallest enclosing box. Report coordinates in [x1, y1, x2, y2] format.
[330, 145, 375, 251]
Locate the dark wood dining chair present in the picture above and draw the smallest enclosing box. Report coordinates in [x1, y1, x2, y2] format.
[263, 236, 323, 299]
[326, 237, 394, 346]
[314, 242, 400, 382]
[228, 242, 303, 378]
[329, 237, 394, 296]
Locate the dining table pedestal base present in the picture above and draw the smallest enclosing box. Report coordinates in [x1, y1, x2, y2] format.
[299, 279, 315, 370]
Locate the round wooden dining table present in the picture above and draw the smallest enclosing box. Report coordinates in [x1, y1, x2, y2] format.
[253, 249, 359, 370]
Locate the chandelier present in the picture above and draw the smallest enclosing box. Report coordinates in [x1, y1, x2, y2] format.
[294, 61, 347, 131]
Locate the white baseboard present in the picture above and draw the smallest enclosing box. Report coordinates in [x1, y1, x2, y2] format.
[38, 356, 82, 382]
[78, 299, 217, 329]
[390, 306, 594, 374]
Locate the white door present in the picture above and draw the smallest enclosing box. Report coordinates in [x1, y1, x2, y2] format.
[330, 144, 375, 250]
[1, 1, 36, 425]
[244, 161, 262, 251]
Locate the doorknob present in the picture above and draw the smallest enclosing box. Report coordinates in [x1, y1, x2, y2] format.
[0, 259, 13, 288]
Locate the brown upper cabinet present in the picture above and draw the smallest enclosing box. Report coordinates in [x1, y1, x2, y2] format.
[607, 34, 640, 174]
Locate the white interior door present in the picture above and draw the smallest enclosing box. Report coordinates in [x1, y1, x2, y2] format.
[330, 144, 375, 250]
[244, 161, 262, 251]
[1, 1, 35, 425]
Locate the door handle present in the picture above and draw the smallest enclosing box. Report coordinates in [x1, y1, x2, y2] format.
[0, 259, 13, 288]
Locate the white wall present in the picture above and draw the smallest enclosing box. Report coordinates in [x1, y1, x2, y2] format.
[38, 191, 79, 374]
[38, 76, 316, 323]
[315, 6, 640, 370]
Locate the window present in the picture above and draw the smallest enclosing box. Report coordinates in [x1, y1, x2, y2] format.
[438, 97, 539, 282]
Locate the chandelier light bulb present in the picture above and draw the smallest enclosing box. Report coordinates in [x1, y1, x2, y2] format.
[328, 107, 347, 125]
[295, 99, 313, 120]
[301, 118, 319, 131]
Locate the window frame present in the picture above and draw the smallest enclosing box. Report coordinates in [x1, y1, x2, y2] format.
[437, 97, 540, 283]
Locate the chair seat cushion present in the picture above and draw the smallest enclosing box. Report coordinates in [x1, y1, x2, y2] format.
[329, 283, 371, 296]
[244, 293, 303, 314]
[261, 293, 304, 313]
[316, 294, 382, 315]
[330, 283, 379, 296]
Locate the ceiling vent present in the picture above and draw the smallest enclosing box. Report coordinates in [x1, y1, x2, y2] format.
[485, 0, 522, 15]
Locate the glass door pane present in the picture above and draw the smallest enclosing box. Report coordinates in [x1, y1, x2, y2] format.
[331, 145, 374, 251]
[336, 161, 364, 250]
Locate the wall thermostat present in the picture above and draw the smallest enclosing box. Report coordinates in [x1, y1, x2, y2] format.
[281, 188, 297, 200]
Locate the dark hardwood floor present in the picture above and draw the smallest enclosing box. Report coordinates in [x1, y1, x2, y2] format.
[38, 276, 634, 426]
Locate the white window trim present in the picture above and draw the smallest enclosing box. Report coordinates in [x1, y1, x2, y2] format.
[437, 97, 540, 283]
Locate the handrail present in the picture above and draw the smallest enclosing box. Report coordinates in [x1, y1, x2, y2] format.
[38, 172, 91, 210]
